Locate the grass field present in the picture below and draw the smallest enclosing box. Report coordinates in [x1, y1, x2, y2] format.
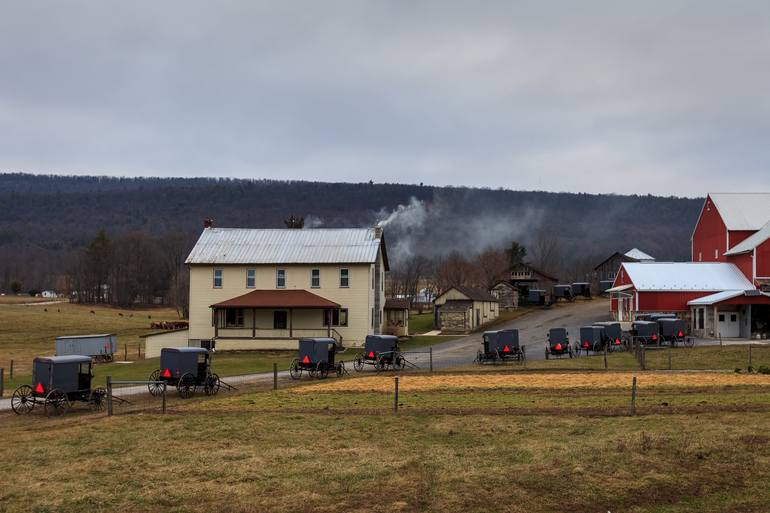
[0, 295, 60, 305]
[408, 312, 434, 334]
[2, 370, 770, 512]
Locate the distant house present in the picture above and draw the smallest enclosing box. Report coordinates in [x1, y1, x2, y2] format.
[489, 280, 519, 310]
[40, 290, 59, 298]
[593, 248, 655, 294]
[509, 263, 559, 299]
[384, 298, 410, 337]
[433, 286, 499, 333]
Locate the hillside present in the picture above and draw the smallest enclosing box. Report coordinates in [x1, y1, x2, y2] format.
[0, 173, 703, 291]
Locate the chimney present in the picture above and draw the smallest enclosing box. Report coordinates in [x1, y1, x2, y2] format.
[374, 226, 384, 238]
[203, 218, 214, 229]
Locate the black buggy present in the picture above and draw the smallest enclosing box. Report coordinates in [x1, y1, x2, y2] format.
[476, 329, 525, 363]
[354, 335, 405, 372]
[148, 347, 220, 398]
[290, 338, 346, 379]
[575, 325, 605, 355]
[593, 321, 628, 351]
[632, 320, 660, 346]
[11, 355, 107, 416]
[546, 328, 573, 359]
[657, 318, 692, 347]
[553, 285, 574, 302]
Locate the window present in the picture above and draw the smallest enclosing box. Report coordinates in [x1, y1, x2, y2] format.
[323, 308, 348, 327]
[246, 269, 256, 288]
[276, 269, 286, 288]
[371, 308, 375, 328]
[274, 310, 288, 329]
[719, 314, 725, 322]
[340, 268, 349, 288]
[311, 268, 320, 288]
[225, 308, 244, 328]
[697, 308, 704, 330]
[730, 314, 737, 323]
[213, 269, 223, 288]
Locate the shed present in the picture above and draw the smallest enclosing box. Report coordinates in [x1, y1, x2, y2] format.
[384, 298, 410, 337]
[434, 286, 499, 333]
[489, 281, 519, 310]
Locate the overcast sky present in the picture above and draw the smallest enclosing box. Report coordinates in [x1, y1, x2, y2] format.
[2, 1, 769, 196]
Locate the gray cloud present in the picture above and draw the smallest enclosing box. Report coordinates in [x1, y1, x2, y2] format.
[1, 1, 770, 195]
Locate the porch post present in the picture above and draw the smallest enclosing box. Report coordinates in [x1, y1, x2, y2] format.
[327, 309, 331, 337]
[214, 308, 219, 338]
[252, 308, 256, 338]
[289, 308, 293, 337]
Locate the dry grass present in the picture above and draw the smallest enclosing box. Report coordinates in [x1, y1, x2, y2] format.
[0, 295, 59, 305]
[0, 302, 179, 375]
[1, 404, 769, 512]
[294, 371, 770, 393]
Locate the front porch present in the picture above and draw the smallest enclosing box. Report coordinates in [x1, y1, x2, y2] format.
[210, 289, 346, 347]
[689, 291, 770, 340]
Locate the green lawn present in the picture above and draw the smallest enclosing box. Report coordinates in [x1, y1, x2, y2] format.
[408, 312, 434, 334]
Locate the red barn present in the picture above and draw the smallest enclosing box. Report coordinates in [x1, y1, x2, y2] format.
[608, 193, 770, 339]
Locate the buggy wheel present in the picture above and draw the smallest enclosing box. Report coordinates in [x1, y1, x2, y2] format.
[684, 337, 694, 348]
[289, 359, 302, 380]
[593, 342, 603, 353]
[148, 369, 164, 396]
[44, 389, 70, 417]
[353, 356, 364, 372]
[11, 385, 35, 415]
[317, 363, 329, 379]
[520, 346, 526, 363]
[177, 373, 196, 399]
[205, 373, 221, 396]
[89, 387, 107, 412]
[336, 363, 345, 377]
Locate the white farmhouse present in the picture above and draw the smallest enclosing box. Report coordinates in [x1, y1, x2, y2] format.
[182, 226, 388, 350]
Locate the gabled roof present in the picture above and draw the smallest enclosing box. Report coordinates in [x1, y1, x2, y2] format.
[687, 290, 748, 306]
[384, 298, 410, 310]
[186, 228, 387, 268]
[210, 289, 340, 309]
[621, 262, 754, 292]
[624, 248, 655, 261]
[708, 193, 770, 230]
[724, 220, 770, 256]
[593, 251, 637, 270]
[436, 286, 499, 303]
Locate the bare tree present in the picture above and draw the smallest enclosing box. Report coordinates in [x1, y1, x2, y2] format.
[530, 230, 563, 277]
[475, 249, 510, 289]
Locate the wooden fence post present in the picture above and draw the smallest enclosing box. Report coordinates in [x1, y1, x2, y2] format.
[631, 376, 637, 416]
[429, 347, 433, 372]
[138, 344, 141, 359]
[668, 343, 672, 370]
[161, 382, 166, 414]
[124, 344, 128, 361]
[0, 368, 4, 398]
[106, 376, 113, 417]
[719, 334, 723, 348]
[394, 377, 399, 413]
[273, 363, 278, 391]
[749, 344, 753, 367]
[603, 344, 608, 370]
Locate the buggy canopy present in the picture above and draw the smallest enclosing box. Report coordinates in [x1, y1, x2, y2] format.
[298, 338, 338, 364]
[548, 328, 568, 344]
[364, 335, 398, 356]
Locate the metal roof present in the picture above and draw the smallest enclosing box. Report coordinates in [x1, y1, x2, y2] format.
[687, 290, 746, 306]
[724, 220, 770, 255]
[55, 333, 115, 340]
[161, 347, 209, 353]
[709, 193, 770, 230]
[34, 355, 92, 364]
[622, 262, 754, 292]
[210, 289, 340, 309]
[185, 228, 384, 265]
[605, 284, 633, 293]
[624, 248, 655, 261]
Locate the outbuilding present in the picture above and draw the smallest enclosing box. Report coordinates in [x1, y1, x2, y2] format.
[433, 286, 499, 333]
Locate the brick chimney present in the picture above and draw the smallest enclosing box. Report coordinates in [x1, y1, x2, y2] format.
[203, 218, 214, 229]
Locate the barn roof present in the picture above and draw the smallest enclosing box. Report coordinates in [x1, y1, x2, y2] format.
[709, 193, 770, 230]
[624, 248, 655, 261]
[621, 262, 754, 292]
[436, 286, 498, 303]
[186, 228, 387, 268]
[724, 220, 770, 256]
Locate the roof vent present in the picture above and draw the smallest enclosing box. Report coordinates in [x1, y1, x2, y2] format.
[203, 218, 214, 229]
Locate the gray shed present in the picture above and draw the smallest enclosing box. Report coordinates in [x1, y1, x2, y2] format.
[33, 355, 92, 395]
[55, 333, 117, 360]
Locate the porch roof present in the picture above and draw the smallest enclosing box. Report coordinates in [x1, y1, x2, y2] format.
[688, 290, 770, 306]
[210, 289, 340, 309]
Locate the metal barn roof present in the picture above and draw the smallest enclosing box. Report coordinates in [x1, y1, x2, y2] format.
[724, 220, 770, 255]
[687, 290, 747, 306]
[624, 248, 655, 261]
[709, 193, 770, 230]
[622, 262, 754, 292]
[185, 228, 384, 266]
